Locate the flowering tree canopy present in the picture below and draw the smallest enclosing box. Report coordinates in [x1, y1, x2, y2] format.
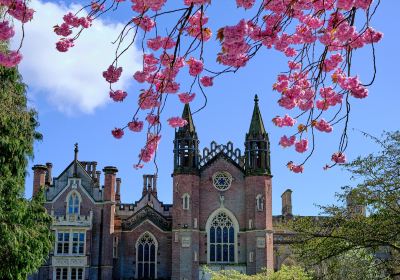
[1, 0, 383, 172]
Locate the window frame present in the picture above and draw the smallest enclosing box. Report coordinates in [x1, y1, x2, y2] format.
[66, 191, 82, 216]
[135, 232, 158, 279]
[206, 209, 239, 264]
[182, 193, 190, 210]
[54, 229, 86, 256]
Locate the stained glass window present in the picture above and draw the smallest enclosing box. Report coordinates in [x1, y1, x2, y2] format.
[136, 232, 157, 279]
[208, 212, 235, 263]
[212, 172, 232, 191]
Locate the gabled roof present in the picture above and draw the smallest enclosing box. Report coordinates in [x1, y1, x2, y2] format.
[199, 151, 245, 173]
[122, 205, 172, 231]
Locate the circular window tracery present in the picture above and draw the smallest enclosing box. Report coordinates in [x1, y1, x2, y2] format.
[212, 172, 232, 191]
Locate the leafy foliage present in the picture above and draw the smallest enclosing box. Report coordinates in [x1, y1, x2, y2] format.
[0, 64, 53, 279]
[289, 131, 400, 278]
[208, 265, 312, 280]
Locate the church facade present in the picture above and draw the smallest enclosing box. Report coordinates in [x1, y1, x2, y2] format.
[30, 96, 296, 280]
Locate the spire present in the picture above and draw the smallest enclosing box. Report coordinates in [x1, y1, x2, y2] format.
[173, 104, 199, 175]
[73, 143, 78, 177]
[248, 94, 266, 137]
[245, 95, 271, 176]
[179, 103, 196, 134]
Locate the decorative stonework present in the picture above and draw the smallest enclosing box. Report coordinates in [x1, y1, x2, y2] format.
[212, 171, 232, 191]
[122, 205, 172, 231]
[181, 236, 191, 248]
[199, 141, 245, 168]
[257, 237, 266, 248]
[52, 256, 87, 267]
[51, 210, 93, 229]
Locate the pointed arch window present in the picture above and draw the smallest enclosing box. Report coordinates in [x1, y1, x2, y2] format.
[207, 211, 237, 263]
[182, 193, 190, 210]
[136, 232, 157, 279]
[67, 192, 80, 215]
[256, 194, 264, 211]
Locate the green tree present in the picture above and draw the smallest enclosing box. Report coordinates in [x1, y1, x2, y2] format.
[289, 131, 400, 279]
[0, 61, 53, 278]
[208, 265, 312, 280]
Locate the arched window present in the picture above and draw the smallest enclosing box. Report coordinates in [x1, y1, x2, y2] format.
[182, 193, 190, 210]
[207, 211, 238, 263]
[67, 192, 81, 215]
[136, 232, 157, 279]
[256, 194, 264, 211]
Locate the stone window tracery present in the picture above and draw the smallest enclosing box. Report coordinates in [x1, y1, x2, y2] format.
[212, 172, 232, 191]
[67, 191, 80, 215]
[136, 232, 157, 279]
[208, 212, 236, 263]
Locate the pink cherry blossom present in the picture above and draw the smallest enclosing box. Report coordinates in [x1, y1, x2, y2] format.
[103, 65, 122, 83]
[128, 120, 144, 132]
[295, 139, 308, 153]
[56, 38, 74, 52]
[7, 1, 34, 23]
[0, 51, 22, 67]
[200, 76, 213, 87]
[133, 16, 155, 32]
[187, 57, 203, 76]
[54, 23, 72, 37]
[146, 114, 160, 125]
[0, 21, 15, 40]
[314, 119, 333, 133]
[111, 128, 124, 139]
[287, 161, 304, 173]
[133, 71, 148, 83]
[178, 92, 195, 104]
[279, 135, 296, 148]
[236, 0, 255, 9]
[272, 115, 296, 127]
[139, 89, 160, 109]
[167, 117, 188, 128]
[109, 90, 127, 102]
[331, 152, 346, 163]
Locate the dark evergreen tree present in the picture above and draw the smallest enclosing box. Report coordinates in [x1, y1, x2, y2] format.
[0, 61, 53, 279]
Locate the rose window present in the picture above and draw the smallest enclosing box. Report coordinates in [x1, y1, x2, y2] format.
[212, 172, 232, 191]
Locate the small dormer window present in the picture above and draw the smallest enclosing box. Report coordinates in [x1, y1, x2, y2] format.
[182, 193, 190, 210]
[68, 192, 80, 215]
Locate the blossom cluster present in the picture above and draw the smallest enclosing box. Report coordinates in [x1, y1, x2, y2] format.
[0, 0, 35, 67]
[53, 0, 383, 171]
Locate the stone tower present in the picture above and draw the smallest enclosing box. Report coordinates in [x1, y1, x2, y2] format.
[171, 104, 200, 280]
[244, 95, 274, 273]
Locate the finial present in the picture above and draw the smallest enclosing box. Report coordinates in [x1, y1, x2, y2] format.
[254, 94, 259, 103]
[73, 143, 78, 177]
[74, 143, 79, 161]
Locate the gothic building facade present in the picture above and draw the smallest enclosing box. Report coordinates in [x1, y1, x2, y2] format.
[30, 96, 297, 280]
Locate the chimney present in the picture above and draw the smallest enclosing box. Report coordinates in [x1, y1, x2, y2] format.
[152, 174, 158, 198]
[45, 162, 53, 185]
[96, 171, 101, 185]
[92, 162, 97, 179]
[32, 165, 47, 196]
[103, 166, 118, 202]
[142, 175, 148, 197]
[116, 178, 121, 203]
[281, 189, 293, 217]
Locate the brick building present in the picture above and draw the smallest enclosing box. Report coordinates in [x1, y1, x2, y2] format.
[30, 95, 298, 280]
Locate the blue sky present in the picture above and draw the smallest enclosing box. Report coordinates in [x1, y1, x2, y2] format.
[19, 0, 399, 216]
